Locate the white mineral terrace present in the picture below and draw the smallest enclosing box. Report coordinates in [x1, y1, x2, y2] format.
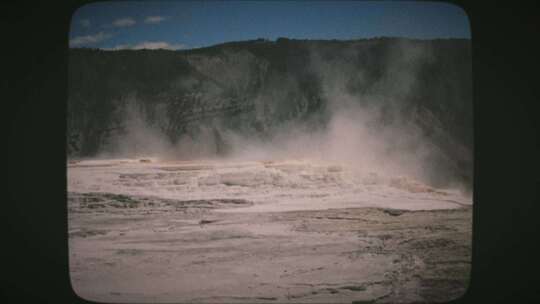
[68, 157, 471, 213]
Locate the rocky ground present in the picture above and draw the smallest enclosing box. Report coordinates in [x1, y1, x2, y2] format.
[68, 191, 471, 303]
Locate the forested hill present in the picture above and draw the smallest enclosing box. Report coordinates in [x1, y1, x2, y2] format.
[67, 37, 472, 188]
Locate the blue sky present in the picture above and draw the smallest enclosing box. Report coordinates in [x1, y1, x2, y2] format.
[69, 1, 470, 50]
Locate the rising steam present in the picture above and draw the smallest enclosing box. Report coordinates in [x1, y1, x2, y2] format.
[96, 39, 471, 191]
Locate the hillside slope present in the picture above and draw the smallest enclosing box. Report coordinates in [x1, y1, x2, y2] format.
[67, 37, 472, 189]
